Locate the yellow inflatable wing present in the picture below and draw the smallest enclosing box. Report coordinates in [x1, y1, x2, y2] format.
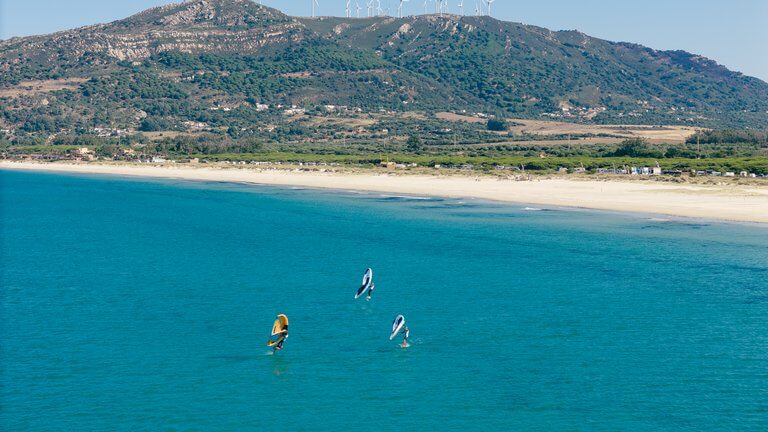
[267, 314, 289, 347]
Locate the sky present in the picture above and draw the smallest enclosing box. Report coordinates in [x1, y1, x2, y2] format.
[1, 0, 766, 82]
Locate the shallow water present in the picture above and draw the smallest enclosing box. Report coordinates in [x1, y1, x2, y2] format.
[2, 169, 767, 431]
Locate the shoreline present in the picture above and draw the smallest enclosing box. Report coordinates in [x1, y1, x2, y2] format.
[2, 160, 768, 224]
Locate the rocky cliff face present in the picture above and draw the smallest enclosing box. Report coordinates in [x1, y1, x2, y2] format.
[1, 0, 306, 65]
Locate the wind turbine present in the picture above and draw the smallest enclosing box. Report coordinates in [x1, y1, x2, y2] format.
[356, 0, 362, 17]
[367, 0, 374, 16]
[398, 0, 409, 18]
[311, 0, 320, 17]
[486, 0, 494, 17]
[346, 0, 351, 17]
[458, 0, 464, 16]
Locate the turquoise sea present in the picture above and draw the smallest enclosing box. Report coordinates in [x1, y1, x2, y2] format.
[1, 169, 767, 431]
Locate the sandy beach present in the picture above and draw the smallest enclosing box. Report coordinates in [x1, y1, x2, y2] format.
[2, 161, 767, 223]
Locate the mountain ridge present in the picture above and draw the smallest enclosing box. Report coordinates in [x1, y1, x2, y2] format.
[1, 0, 766, 136]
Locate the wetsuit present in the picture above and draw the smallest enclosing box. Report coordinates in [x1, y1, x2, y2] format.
[275, 326, 288, 350]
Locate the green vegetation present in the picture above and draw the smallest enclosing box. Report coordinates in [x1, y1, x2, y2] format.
[316, 17, 768, 128]
[1, 0, 767, 139]
[406, 135, 423, 153]
[5, 126, 766, 174]
[687, 129, 768, 145]
[487, 119, 508, 131]
[611, 138, 664, 158]
[179, 152, 768, 175]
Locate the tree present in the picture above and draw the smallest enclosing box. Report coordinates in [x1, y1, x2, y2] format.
[406, 135, 423, 153]
[239, 137, 263, 152]
[612, 138, 663, 158]
[95, 144, 118, 158]
[487, 118, 508, 132]
[139, 118, 161, 132]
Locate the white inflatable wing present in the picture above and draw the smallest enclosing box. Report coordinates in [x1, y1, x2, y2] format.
[390, 314, 405, 340]
[355, 268, 373, 299]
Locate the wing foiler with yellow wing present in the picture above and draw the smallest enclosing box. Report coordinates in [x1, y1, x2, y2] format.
[267, 314, 289, 351]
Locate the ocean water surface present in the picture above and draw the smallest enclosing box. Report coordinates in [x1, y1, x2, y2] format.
[1, 169, 767, 431]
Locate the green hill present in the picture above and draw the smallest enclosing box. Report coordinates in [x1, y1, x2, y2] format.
[1, 0, 766, 138]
